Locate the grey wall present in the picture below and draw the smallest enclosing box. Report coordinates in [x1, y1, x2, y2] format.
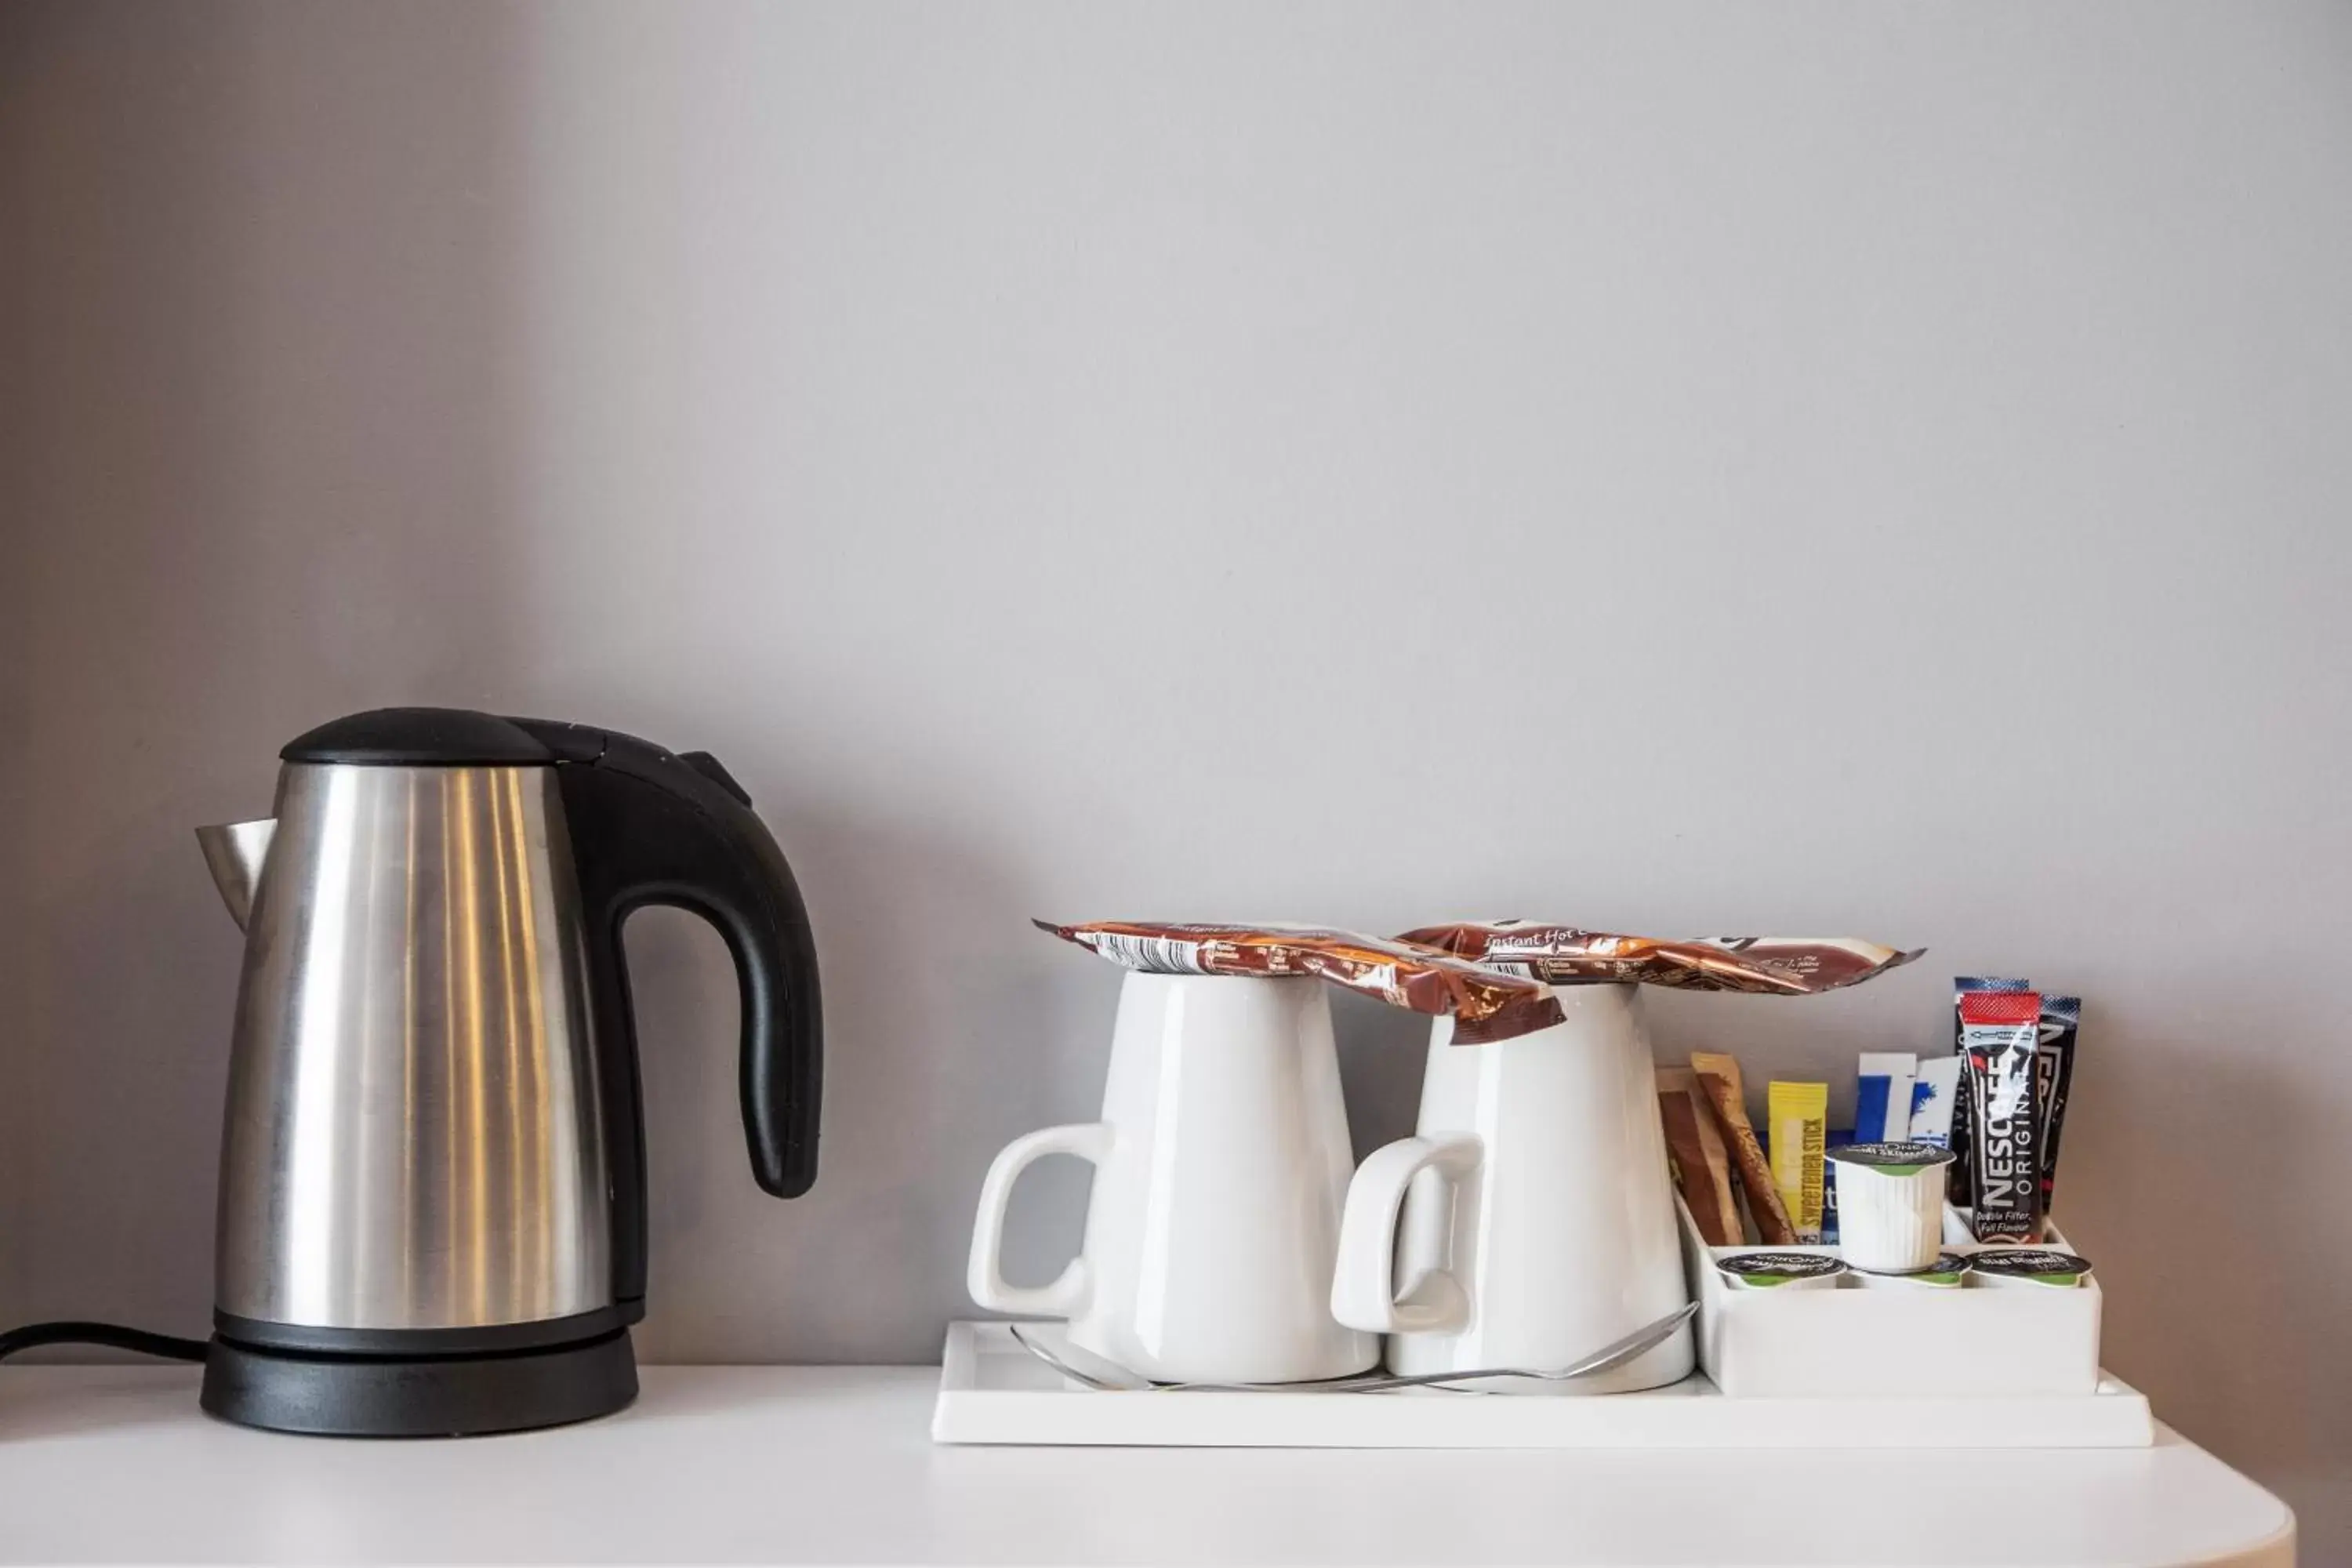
[5, 0, 2347, 1548]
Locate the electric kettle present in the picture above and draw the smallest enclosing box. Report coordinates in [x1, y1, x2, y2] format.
[194, 708, 821, 1436]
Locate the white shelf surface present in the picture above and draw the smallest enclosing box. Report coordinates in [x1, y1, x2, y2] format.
[0, 1364, 2295, 1567]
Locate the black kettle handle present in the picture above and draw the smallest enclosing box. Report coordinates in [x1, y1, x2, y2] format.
[517, 720, 822, 1318]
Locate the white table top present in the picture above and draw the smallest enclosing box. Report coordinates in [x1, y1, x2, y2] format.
[0, 1365, 2294, 1567]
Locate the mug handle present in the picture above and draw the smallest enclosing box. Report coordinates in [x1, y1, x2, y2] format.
[967, 1122, 1112, 1317]
[1330, 1134, 1483, 1334]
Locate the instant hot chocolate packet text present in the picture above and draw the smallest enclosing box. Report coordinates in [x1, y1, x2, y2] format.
[1397, 922, 1923, 995]
[1035, 920, 1565, 1043]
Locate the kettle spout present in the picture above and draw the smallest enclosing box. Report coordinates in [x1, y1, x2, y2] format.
[197, 818, 277, 931]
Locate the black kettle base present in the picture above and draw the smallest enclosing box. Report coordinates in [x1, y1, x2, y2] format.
[201, 1327, 638, 1437]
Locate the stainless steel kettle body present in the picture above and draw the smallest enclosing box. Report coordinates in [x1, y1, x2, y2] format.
[195, 709, 822, 1436]
[213, 761, 612, 1334]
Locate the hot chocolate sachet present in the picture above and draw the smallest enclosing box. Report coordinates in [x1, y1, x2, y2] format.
[1033, 920, 1565, 1042]
[1396, 921, 1923, 995]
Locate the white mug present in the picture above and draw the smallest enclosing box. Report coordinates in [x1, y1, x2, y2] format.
[967, 972, 1377, 1384]
[1330, 984, 1694, 1393]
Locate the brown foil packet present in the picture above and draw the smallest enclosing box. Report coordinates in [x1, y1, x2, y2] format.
[1657, 1067, 1743, 1246]
[1034, 920, 1565, 1043]
[1690, 1051, 1798, 1245]
[1398, 921, 1923, 995]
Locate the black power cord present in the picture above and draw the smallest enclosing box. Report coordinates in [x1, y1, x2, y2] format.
[0, 1321, 209, 1363]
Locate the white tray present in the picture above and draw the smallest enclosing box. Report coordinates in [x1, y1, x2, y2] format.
[1689, 1202, 2104, 1399]
[928, 1322, 2153, 1447]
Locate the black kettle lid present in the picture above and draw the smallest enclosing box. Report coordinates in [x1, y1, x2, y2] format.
[282, 707, 560, 765]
